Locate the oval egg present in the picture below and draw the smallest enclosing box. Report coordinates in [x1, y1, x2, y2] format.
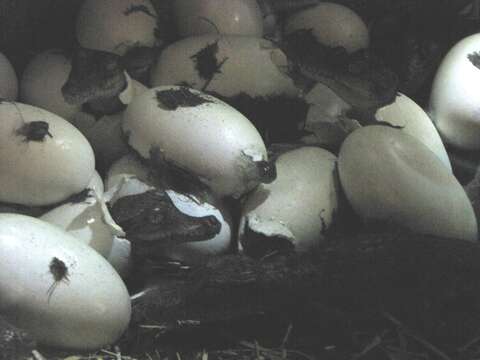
[338, 126, 478, 241]
[284, 2, 369, 53]
[20, 49, 80, 120]
[151, 35, 298, 99]
[75, 0, 158, 55]
[429, 33, 480, 150]
[0, 214, 131, 350]
[239, 147, 340, 257]
[123, 86, 270, 198]
[376, 93, 452, 171]
[173, 0, 263, 38]
[0, 102, 95, 206]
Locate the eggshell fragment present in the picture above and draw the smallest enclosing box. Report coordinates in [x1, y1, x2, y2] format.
[70, 74, 147, 168]
[151, 35, 298, 98]
[284, 3, 369, 53]
[429, 33, 480, 150]
[159, 190, 232, 264]
[0, 52, 18, 100]
[40, 191, 124, 260]
[105, 154, 158, 192]
[173, 0, 263, 37]
[301, 82, 355, 147]
[376, 93, 452, 171]
[338, 126, 478, 241]
[123, 86, 270, 198]
[0, 102, 95, 206]
[0, 214, 131, 350]
[75, 0, 158, 55]
[239, 147, 340, 256]
[20, 49, 80, 120]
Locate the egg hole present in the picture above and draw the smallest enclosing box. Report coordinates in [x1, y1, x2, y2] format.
[121, 46, 158, 85]
[242, 222, 295, 259]
[16, 121, 52, 142]
[123, 4, 157, 18]
[62, 47, 126, 105]
[190, 40, 229, 91]
[155, 87, 214, 110]
[210, 92, 310, 145]
[82, 95, 127, 118]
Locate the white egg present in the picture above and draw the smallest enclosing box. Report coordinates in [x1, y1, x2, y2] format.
[0, 102, 95, 206]
[0, 214, 131, 350]
[150, 35, 298, 99]
[239, 147, 340, 256]
[0, 52, 18, 100]
[173, 0, 263, 38]
[75, 0, 158, 55]
[284, 2, 369, 53]
[376, 93, 452, 171]
[123, 86, 270, 198]
[429, 33, 480, 150]
[20, 49, 80, 120]
[338, 126, 478, 241]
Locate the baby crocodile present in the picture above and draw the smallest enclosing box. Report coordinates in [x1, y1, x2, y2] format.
[109, 189, 221, 248]
[281, 29, 399, 125]
[61, 46, 127, 116]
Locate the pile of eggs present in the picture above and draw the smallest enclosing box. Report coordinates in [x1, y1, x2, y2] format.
[0, 0, 478, 352]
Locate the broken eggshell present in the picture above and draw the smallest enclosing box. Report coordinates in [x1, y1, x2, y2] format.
[0, 52, 18, 100]
[300, 82, 358, 148]
[239, 146, 340, 257]
[158, 190, 232, 264]
[0, 214, 131, 350]
[429, 33, 480, 150]
[75, 0, 158, 55]
[338, 126, 478, 241]
[173, 0, 263, 38]
[104, 156, 231, 264]
[375, 92, 452, 171]
[20, 49, 80, 120]
[122, 86, 272, 198]
[70, 73, 147, 168]
[0, 102, 95, 206]
[284, 2, 369, 54]
[150, 35, 298, 98]
[39, 190, 129, 276]
[88, 170, 105, 197]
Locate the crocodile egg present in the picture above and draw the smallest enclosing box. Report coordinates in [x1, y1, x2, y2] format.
[173, 0, 263, 38]
[239, 147, 340, 257]
[338, 126, 478, 241]
[123, 86, 270, 198]
[0, 52, 18, 100]
[0, 214, 131, 350]
[429, 33, 480, 150]
[376, 93, 452, 171]
[284, 2, 369, 53]
[76, 0, 158, 55]
[20, 49, 80, 120]
[151, 35, 298, 99]
[0, 102, 95, 206]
